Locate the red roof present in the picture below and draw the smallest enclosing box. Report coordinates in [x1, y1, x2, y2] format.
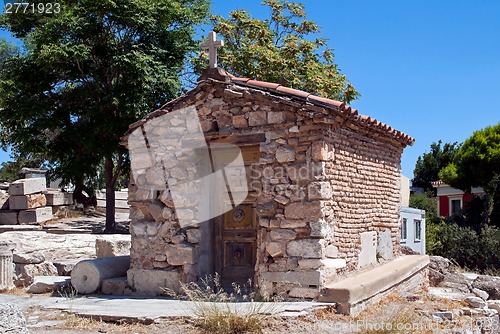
[228, 75, 414, 146]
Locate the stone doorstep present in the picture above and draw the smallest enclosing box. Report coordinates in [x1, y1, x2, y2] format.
[318, 255, 430, 312]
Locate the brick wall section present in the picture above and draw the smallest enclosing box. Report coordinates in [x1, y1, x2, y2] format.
[123, 77, 408, 298]
[325, 128, 403, 271]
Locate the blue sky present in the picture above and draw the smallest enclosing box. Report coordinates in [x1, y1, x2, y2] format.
[1, 0, 499, 179]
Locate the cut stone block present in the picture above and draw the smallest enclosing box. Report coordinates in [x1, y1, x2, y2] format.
[44, 192, 73, 206]
[0, 211, 18, 225]
[26, 276, 71, 294]
[53, 260, 78, 276]
[377, 230, 394, 260]
[101, 276, 127, 295]
[127, 268, 180, 295]
[95, 236, 131, 258]
[9, 178, 46, 196]
[14, 262, 58, 287]
[358, 231, 377, 268]
[18, 207, 53, 224]
[9, 194, 46, 210]
[13, 252, 45, 264]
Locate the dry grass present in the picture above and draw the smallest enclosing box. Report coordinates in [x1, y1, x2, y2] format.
[164, 274, 279, 334]
[50, 313, 151, 333]
[2, 286, 29, 295]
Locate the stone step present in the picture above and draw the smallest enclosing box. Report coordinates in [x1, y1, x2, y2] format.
[18, 207, 53, 224]
[101, 276, 128, 295]
[9, 178, 47, 196]
[318, 255, 430, 315]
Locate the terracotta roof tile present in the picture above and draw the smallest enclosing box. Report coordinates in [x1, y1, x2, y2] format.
[275, 86, 311, 98]
[230, 76, 414, 146]
[246, 80, 281, 90]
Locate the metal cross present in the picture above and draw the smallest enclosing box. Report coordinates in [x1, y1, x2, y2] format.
[201, 31, 224, 69]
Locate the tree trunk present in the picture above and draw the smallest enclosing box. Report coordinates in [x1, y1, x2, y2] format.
[104, 156, 116, 233]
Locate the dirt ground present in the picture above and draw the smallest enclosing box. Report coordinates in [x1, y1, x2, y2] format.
[21, 292, 485, 334]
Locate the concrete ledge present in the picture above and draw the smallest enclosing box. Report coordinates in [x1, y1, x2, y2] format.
[318, 255, 429, 314]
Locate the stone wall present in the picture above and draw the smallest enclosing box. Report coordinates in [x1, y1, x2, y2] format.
[124, 76, 406, 298]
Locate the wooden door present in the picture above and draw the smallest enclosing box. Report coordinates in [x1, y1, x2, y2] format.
[211, 145, 260, 290]
[215, 201, 257, 289]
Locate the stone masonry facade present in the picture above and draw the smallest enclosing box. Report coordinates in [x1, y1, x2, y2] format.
[122, 68, 413, 298]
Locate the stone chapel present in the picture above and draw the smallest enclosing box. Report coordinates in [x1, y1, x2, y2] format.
[121, 35, 424, 306]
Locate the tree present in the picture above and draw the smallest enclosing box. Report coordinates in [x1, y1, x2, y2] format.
[440, 123, 500, 226]
[194, 0, 359, 103]
[0, 0, 209, 232]
[412, 140, 459, 193]
[0, 38, 18, 66]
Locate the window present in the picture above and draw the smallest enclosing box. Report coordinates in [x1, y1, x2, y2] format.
[401, 218, 407, 242]
[414, 220, 421, 242]
[450, 198, 462, 215]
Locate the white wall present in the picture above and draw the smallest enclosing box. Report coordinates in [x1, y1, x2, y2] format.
[400, 207, 426, 255]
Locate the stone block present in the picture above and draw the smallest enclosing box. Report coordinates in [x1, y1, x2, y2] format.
[256, 201, 277, 218]
[101, 276, 128, 295]
[298, 259, 322, 270]
[166, 244, 194, 266]
[358, 231, 378, 268]
[232, 115, 248, 128]
[26, 276, 71, 294]
[0, 211, 18, 225]
[324, 244, 339, 258]
[18, 207, 53, 224]
[248, 111, 267, 126]
[268, 111, 284, 124]
[289, 287, 319, 299]
[95, 236, 131, 258]
[311, 141, 334, 161]
[287, 239, 323, 258]
[9, 194, 46, 210]
[270, 229, 296, 241]
[465, 296, 486, 309]
[280, 219, 307, 228]
[276, 146, 295, 163]
[14, 262, 58, 286]
[322, 258, 347, 269]
[266, 242, 283, 257]
[310, 220, 332, 238]
[186, 229, 201, 243]
[44, 192, 73, 206]
[472, 288, 489, 301]
[13, 252, 45, 264]
[286, 162, 324, 184]
[260, 270, 321, 286]
[284, 202, 322, 220]
[377, 230, 394, 260]
[127, 268, 180, 295]
[52, 260, 78, 276]
[308, 182, 332, 200]
[9, 178, 46, 195]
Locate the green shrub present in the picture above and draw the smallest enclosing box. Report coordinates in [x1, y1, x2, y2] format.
[427, 219, 500, 272]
